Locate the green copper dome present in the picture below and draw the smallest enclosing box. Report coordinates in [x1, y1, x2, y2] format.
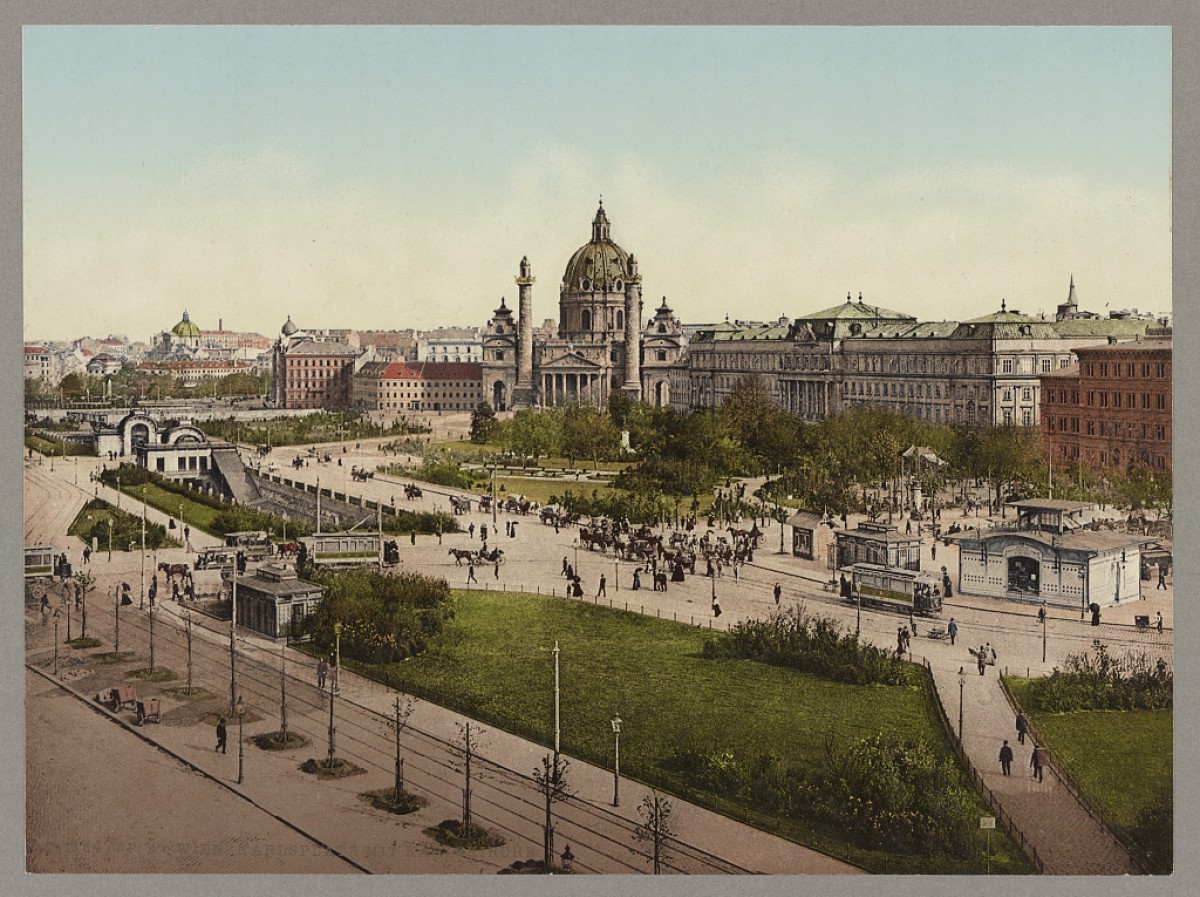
[562, 203, 632, 292]
[171, 311, 201, 339]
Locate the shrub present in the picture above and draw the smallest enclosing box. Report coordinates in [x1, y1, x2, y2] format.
[1020, 641, 1172, 712]
[304, 570, 454, 664]
[706, 605, 914, 686]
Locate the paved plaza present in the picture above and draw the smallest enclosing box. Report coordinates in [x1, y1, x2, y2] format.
[24, 434, 1172, 874]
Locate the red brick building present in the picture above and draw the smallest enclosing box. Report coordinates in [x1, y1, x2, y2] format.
[353, 361, 483, 414]
[271, 318, 361, 410]
[1040, 334, 1171, 472]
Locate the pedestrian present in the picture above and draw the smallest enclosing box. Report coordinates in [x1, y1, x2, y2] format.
[572, 577, 584, 598]
[83, 546, 91, 564]
[931, 542, 937, 561]
[411, 530, 416, 545]
[562, 556, 569, 576]
[977, 645, 986, 676]
[317, 659, 328, 690]
[554, 520, 560, 534]
[987, 642, 997, 665]
[481, 524, 488, 541]
[467, 564, 477, 584]
[999, 740, 1013, 776]
[510, 521, 518, 538]
[942, 571, 952, 598]
[1157, 567, 1167, 590]
[565, 563, 574, 581]
[632, 569, 641, 591]
[597, 575, 606, 598]
[1015, 711, 1028, 745]
[216, 716, 227, 753]
[712, 595, 722, 618]
[897, 627, 907, 657]
[947, 617, 958, 646]
[184, 525, 191, 543]
[1156, 611, 1164, 634]
[40, 592, 49, 619]
[494, 561, 500, 580]
[1029, 745, 1044, 783]
[909, 609, 917, 637]
[773, 582, 782, 606]
[1037, 606, 1046, 625]
[469, 523, 475, 539]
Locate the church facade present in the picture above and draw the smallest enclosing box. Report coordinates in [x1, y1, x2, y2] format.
[480, 203, 683, 411]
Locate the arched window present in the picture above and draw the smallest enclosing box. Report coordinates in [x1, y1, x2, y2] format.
[582, 309, 592, 331]
[616, 310, 624, 329]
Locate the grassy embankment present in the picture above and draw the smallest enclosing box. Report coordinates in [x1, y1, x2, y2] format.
[1005, 677, 1171, 872]
[327, 588, 1032, 874]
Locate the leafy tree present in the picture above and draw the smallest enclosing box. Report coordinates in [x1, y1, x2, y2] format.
[561, 405, 619, 469]
[607, 389, 634, 429]
[469, 401, 498, 444]
[502, 408, 561, 467]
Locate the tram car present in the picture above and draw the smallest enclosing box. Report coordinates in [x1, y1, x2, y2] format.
[848, 563, 942, 616]
[24, 545, 57, 578]
[223, 531, 274, 558]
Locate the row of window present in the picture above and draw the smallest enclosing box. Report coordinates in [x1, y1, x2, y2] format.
[1047, 416, 1169, 440]
[1083, 361, 1169, 379]
[1052, 443, 1168, 470]
[1084, 392, 1168, 410]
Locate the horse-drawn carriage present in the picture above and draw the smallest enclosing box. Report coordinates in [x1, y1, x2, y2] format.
[449, 495, 473, 515]
[448, 547, 505, 566]
[404, 483, 423, 499]
[351, 466, 375, 482]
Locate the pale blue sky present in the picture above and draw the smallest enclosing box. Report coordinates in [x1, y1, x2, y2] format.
[23, 26, 1171, 341]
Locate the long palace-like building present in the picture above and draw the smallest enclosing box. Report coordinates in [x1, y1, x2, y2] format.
[671, 280, 1160, 429]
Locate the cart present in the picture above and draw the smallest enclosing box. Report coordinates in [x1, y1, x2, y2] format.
[135, 698, 161, 725]
[105, 685, 138, 711]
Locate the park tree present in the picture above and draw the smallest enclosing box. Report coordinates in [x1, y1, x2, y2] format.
[469, 401, 498, 444]
[957, 425, 1042, 512]
[561, 405, 619, 469]
[532, 753, 572, 869]
[1111, 464, 1172, 517]
[502, 408, 561, 467]
[607, 389, 634, 429]
[634, 791, 676, 874]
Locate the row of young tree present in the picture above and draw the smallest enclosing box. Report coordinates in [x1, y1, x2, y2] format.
[28, 365, 271, 404]
[469, 374, 1171, 517]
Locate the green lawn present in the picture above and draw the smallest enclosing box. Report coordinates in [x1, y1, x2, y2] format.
[1006, 678, 1172, 872]
[123, 482, 221, 533]
[68, 499, 180, 551]
[338, 589, 1031, 874]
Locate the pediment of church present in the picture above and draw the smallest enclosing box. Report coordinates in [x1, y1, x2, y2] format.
[539, 351, 606, 370]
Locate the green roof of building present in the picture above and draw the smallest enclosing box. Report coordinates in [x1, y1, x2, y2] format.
[562, 203, 633, 292]
[1051, 318, 1153, 338]
[170, 311, 201, 338]
[796, 295, 915, 323]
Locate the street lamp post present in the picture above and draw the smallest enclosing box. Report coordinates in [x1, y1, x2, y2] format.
[236, 695, 246, 784]
[140, 500, 146, 610]
[1042, 600, 1048, 664]
[230, 558, 239, 714]
[53, 611, 60, 675]
[572, 539, 579, 577]
[333, 621, 342, 693]
[107, 517, 113, 562]
[116, 476, 121, 509]
[611, 714, 622, 807]
[113, 585, 120, 653]
[958, 666, 966, 741]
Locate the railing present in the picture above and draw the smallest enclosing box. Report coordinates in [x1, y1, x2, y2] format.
[996, 675, 1157, 874]
[921, 658, 1045, 873]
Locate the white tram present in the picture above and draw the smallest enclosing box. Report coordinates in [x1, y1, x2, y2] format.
[848, 563, 942, 616]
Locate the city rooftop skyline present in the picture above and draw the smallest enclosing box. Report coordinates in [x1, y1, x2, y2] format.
[23, 26, 1171, 342]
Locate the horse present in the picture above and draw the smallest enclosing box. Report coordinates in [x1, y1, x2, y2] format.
[448, 548, 475, 566]
[158, 562, 189, 579]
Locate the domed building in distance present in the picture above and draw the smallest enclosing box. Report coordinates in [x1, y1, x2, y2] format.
[481, 201, 684, 410]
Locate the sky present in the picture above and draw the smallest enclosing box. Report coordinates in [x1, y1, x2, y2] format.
[22, 26, 1171, 343]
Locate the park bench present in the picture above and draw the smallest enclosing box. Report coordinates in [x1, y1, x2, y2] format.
[135, 698, 161, 726]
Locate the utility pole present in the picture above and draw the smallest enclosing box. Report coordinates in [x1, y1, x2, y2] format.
[327, 672, 337, 767]
[230, 557, 239, 714]
[113, 585, 120, 653]
[553, 641, 561, 761]
[185, 611, 194, 694]
[279, 643, 288, 738]
[316, 475, 321, 535]
[139, 500, 146, 609]
[148, 599, 156, 672]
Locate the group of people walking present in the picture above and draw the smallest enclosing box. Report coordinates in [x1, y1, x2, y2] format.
[998, 711, 1044, 782]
